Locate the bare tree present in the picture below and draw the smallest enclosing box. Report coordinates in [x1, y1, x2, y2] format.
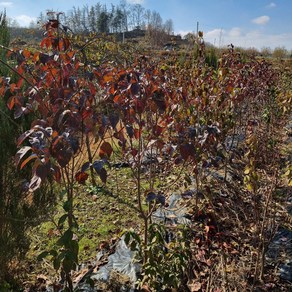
[273, 46, 288, 59]
[131, 4, 145, 29]
[164, 19, 174, 35]
[146, 11, 167, 46]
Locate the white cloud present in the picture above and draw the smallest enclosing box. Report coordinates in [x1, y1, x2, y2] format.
[14, 15, 36, 27]
[126, 0, 144, 4]
[0, 2, 13, 7]
[266, 2, 276, 8]
[228, 27, 242, 38]
[204, 29, 226, 46]
[252, 15, 270, 25]
[205, 28, 225, 39]
[175, 30, 194, 37]
[204, 27, 292, 50]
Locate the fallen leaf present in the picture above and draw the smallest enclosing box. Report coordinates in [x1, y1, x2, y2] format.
[188, 281, 202, 292]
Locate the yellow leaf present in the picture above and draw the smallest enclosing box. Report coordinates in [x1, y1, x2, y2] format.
[247, 183, 253, 192]
[244, 167, 250, 175]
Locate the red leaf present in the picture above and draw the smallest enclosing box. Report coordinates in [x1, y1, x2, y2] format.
[35, 163, 50, 180]
[75, 171, 89, 185]
[134, 128, 141, 139]
[131, 148, 138, 157]
[99, 142, 113, 159]
[49, 19, 59, 28]
[113, 94, 121, 103]
[17, 78, 24, 88]
[82, 108, 93, 120]
[17, 66, 24, 75]
[52, 165, 61, 183]
[89, 82, 96, 95]
[152, 125, 164, 137]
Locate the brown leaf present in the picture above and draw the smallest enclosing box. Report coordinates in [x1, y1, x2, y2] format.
[179, 143, 195, 160]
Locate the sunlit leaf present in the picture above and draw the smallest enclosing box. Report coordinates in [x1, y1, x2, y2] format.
[15, 146, 32, 166]
[20, 154, 37, 170]
[75, 171, 89, 185]
[29, 175, 42, 192]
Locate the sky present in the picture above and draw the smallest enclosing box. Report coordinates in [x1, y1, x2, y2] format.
[1, 0, 291, 50]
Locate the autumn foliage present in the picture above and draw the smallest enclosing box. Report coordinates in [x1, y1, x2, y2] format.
[1, 14, 289, 291]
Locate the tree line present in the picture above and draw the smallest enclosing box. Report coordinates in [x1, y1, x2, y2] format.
[35, 0, 174, 37]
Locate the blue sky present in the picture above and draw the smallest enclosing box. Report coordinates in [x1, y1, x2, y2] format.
[1, 0, 291, 50]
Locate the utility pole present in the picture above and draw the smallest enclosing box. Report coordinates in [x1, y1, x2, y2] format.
[196, 21, 199, 38]
[196, 21, 199, 56]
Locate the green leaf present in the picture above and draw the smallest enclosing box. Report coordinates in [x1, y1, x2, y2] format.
[70, 240, 79, 262]
[131, 231, 141, 244]
[59, 189, 67, 200]
[57, 229, 73, 246]
[63, 256, 74, 273]
[58, 214, 67, 227]
[37, 251, 49, 261]
[124, 232, 131, 245]
[130, 241, 137, 251]
[86, 278, 95, 288]
[53, 257, 61, 270]
[63, 200, 71, 212]
[49, 249, 58, 257]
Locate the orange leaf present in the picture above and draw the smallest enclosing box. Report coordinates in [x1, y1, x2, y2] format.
[20, 154, 37, 170]
[22, 49, 31, 58]
[7, 96, 15, 110]
[103, 73, 114, 83]
[17, 78, 24, 88]
[10, 83, 16, 93]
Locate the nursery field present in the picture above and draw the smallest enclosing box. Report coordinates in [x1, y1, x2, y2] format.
[0, 17, 292, 292]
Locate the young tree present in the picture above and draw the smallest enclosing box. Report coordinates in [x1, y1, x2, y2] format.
[97, 11, 110, 33]
[88, 5, 97, 32]
[0, 11, 55, 287]
[0, 10, 10, 76]
[0, 10, 9, 46]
